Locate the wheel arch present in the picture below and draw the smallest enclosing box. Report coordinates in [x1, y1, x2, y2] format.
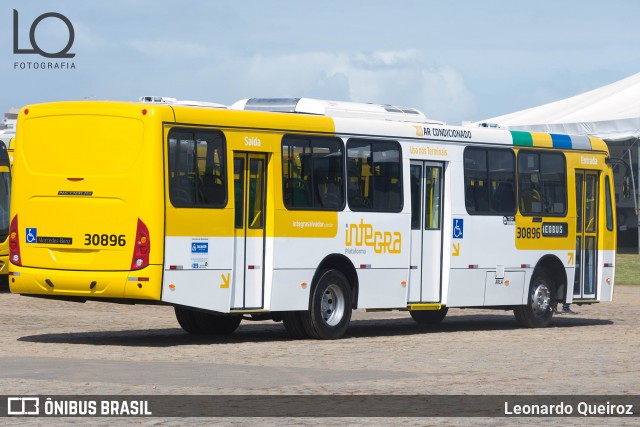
[533, 254, 567, 302]
[312, 254, 359, 309]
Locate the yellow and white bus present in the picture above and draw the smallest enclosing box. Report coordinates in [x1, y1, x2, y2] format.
[9, 98, 616, 339]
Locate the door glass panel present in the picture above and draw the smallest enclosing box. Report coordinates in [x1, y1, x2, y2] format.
[584, 236, 596, 295]
[234, 157, 245, 228]
[585, 175, 597, 233]
[574, 171, 598, 298]
[410, 165, 421, 230]
[575, 174, 583, 233]
[574, 237, 581, 295]
[605, 176, 614, 231]
[248, 158, 265, 229]
[425, 166, 442, 230]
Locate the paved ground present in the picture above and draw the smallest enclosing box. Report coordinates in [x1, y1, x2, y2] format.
[0, 286, 638, 425]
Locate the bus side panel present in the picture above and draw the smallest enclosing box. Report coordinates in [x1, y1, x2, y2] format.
[599, 259, 614, 302]
[161, 236, 233, 312]
[447, 269, 486, 307]
[340, 212, 410, 309]
[483, 271, 526, 305]
[356, 269, 408, 308]
[269, 269, 313, 311]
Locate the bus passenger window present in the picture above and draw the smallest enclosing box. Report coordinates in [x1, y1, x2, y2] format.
[168, 128, 227, 208]
[464, 148, 515, 215]
[282, 136, 344, 210]
[518, 151, 566, 216]
[347, 139, 402, 212]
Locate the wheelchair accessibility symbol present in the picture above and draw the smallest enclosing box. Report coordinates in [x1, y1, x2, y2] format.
[26, 228, 37, 243]
[452, 219, 463, 239]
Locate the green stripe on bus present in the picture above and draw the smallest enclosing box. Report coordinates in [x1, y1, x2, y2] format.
[510, 131, 533, 146]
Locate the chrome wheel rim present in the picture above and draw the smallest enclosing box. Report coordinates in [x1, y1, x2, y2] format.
[531, 282, 551, 315]
[321, 283, 345, 326]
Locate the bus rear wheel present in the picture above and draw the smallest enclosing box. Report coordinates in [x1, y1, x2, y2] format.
[174, 307, 242, 335]
[514, 270, 555, 328]
[281, 311, 309, 339]
[410, 307, 448, 324]
[175, 307, 202, 334]
[301, 269, 352, 340]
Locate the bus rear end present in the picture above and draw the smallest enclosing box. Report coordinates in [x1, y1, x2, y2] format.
[9, 102, 166, 301]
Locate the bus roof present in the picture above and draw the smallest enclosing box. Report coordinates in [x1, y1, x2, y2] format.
[230, 97, 445, 124]
[18, 98, 611, 154]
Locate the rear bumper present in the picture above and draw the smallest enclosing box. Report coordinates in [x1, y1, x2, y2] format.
[8, 264, 163, 301]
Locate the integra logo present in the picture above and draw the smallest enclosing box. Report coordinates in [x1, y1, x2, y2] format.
[345, 219, 401, 254]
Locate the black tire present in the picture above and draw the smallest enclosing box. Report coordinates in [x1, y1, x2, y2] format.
[174, 306, 202, 334]
[193, 311, 242, 335]
[410, 307, 448, 324]
[281, 311, 309, 339]
[514, 269, 555, 328]
[175, 307, 241, 335]
[300, 269, 352, 340]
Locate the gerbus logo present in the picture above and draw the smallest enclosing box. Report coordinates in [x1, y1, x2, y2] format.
[12, 9, 76, 70]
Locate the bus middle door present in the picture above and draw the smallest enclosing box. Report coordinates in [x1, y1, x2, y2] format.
[408, 161, 444, 303]
[232, 152, 267, 310]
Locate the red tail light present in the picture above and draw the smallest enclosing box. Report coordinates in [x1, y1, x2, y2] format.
[9, 215, 21, 266]
[131, 218, 150, 270]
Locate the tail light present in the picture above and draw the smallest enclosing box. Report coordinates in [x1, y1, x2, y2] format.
[9, 215, 21, 266]
[131, 218, 150, 270]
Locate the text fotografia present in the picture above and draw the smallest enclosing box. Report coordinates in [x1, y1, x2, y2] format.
[14, 62, 75, 70]
[505, 401, 634, 416]
[12, 9, 77, 71]
[7, 397, 151, 416]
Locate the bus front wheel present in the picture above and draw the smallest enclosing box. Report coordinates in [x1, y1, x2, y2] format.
[514, 270, 555, 328]
[301, 269, 352, 340]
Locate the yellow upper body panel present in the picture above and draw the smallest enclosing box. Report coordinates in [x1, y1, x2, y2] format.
[11, 101, 338, 270]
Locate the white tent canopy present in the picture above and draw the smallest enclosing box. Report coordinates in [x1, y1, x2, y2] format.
[476, 72, 640, 142]
[476, 72, 640, 250]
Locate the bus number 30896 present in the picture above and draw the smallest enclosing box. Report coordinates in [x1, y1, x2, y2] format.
[84, 233, 127, 246]
[516, 227, 541, 239]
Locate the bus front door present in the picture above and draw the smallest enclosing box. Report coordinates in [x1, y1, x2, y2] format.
[232, 153, 267, 309]
[408, 161, 444, 303]
[574, 170, 598, 300]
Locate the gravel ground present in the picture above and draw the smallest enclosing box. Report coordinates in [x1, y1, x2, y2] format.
[0, 286, 638, 426]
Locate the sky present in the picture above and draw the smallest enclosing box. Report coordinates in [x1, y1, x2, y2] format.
[1, 0, 640, 125]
